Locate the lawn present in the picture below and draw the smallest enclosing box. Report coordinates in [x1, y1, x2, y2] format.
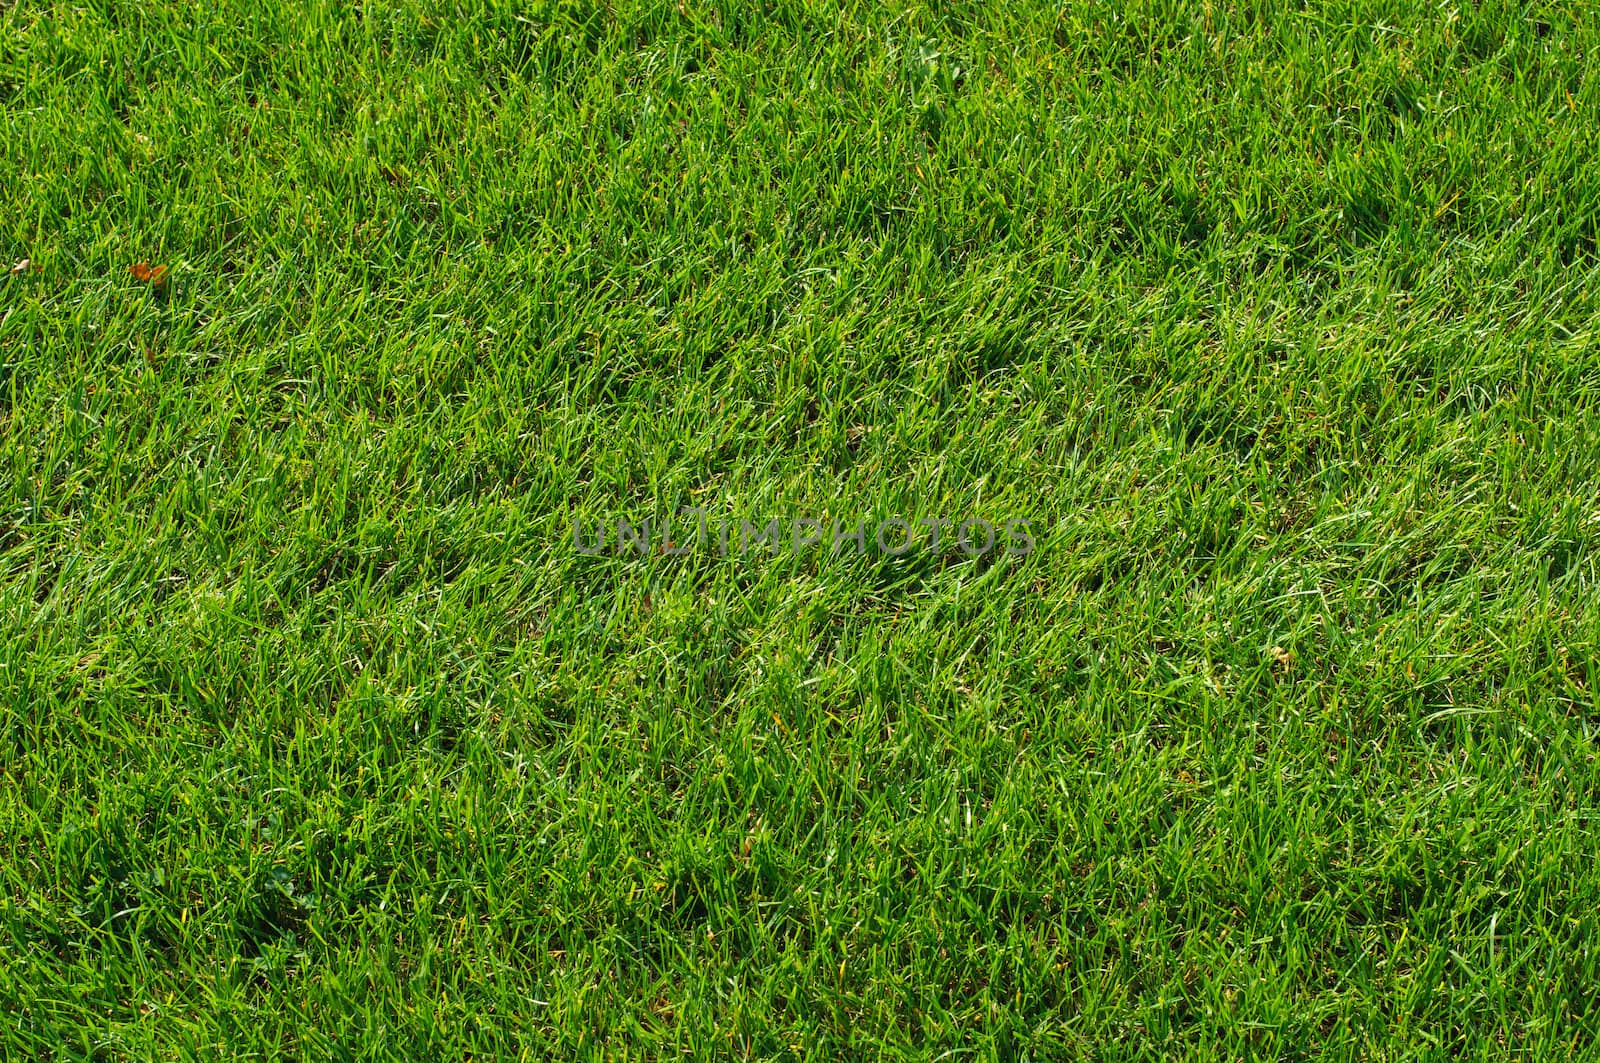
[3, 0, 1600, 1058]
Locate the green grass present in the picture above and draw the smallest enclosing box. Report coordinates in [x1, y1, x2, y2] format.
[4, 0, 1600, 1057]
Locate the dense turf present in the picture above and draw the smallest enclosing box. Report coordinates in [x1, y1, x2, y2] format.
[4, 0, 1600, 1057]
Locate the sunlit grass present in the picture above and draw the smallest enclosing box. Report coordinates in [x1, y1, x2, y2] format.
[3, 0, 1600, 1057]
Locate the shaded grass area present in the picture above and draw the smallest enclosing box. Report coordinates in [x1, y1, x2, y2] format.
[3, 0, 1600, 1057]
